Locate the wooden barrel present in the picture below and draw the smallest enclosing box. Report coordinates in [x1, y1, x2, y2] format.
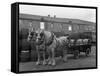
[20, 50, 31, 62]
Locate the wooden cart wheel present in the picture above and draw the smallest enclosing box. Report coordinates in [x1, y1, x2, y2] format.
[74, 50, 79, 59]
[85, 48, 91, 56]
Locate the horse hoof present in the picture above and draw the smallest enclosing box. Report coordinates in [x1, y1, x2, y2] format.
[48, 61, 52, 65]
[43, 61, 47, 65]
[63, 56, 67, 62]
[51, 62, 56, 66]
[36, 62, 41, 65]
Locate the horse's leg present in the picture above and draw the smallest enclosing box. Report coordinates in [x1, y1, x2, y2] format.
[47, 48, 52, 65]
[36, 47, 41, 65]
[47, 53, 50, 62]
[62, 47, 67, 62]
[42, 50, 46, 65]
[51, 48, 56, 66]
[47, 57, 51, 65]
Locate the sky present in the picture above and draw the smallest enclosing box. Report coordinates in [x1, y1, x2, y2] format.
[19, 4, 96, 23]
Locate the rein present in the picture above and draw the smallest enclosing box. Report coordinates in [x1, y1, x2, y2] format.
[36, 32, 55, 46]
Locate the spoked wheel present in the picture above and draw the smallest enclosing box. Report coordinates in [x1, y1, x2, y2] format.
[85, 48, 91, 56]
[74, 50, 79, 59]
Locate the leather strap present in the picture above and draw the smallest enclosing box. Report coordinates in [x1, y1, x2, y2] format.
[45, 32, 54, 46]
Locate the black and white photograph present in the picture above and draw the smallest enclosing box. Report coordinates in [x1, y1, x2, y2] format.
[11, 3, 97, 73]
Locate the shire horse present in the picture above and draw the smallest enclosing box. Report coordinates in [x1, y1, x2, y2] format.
[56, 36, 68, 61]
[27, 28, 68, 66]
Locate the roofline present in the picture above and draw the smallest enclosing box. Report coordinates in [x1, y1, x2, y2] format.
[19, 13, 96, 25]
[19, 18, 91, 25]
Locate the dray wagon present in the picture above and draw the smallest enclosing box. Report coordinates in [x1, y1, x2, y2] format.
[67, 32, 92, 59]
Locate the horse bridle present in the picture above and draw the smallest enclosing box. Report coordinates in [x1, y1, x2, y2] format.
[35, 31, 45, 45]
[35, 31, 55, 46]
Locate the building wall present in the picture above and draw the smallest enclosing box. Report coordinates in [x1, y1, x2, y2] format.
[19, 18, 96, 62]
[19, 19, 96, 34]
[19, 19, 40, 31]
[72, 24, 80, 33]
[62, 23, 71, 34]
[45, 22, 74, 34]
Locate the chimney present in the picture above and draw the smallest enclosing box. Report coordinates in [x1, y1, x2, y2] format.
[54, 15, 56, 18]
[48, 14, 50, 17]
[68, 21, 72, 24]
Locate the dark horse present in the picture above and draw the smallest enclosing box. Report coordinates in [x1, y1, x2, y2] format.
[27, 28, 68, 66]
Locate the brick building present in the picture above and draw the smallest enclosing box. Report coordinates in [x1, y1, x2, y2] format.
[19, 13, 96, 35]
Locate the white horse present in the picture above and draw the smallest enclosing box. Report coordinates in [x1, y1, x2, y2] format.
[27, 28, 68, 66]
[28, 29, 57, 66]
[56, 36, 69, 62]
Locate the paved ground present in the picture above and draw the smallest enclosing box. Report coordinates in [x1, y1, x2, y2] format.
[19, 46, 96, 72]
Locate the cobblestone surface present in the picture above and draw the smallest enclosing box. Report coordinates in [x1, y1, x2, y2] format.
[19, 46, 96, 72]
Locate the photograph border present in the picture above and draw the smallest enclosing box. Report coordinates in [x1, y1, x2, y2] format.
[11, 2, 98, 73]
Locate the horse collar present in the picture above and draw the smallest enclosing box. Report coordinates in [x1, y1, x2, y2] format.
[45, 33, 54, 46]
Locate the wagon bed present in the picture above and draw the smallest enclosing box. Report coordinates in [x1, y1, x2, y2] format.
[67, 32, 92, 58]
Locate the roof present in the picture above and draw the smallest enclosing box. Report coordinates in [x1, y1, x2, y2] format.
[19, 13, 96, 25]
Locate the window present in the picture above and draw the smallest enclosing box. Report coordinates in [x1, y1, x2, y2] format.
[85, 26, 89, 31]
[92, 26, 95, 30]
[40, 22, 45, 29]
[51, 23, 53, 28]
[68, 25, 72, 31]
[28, 22, 33, 31]
[59, 24, 62, 29]
[29, 22, 32, 27]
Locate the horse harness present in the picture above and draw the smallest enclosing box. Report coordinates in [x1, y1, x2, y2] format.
[36, 31, 55, 52]
[45, 32, 55, 46]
